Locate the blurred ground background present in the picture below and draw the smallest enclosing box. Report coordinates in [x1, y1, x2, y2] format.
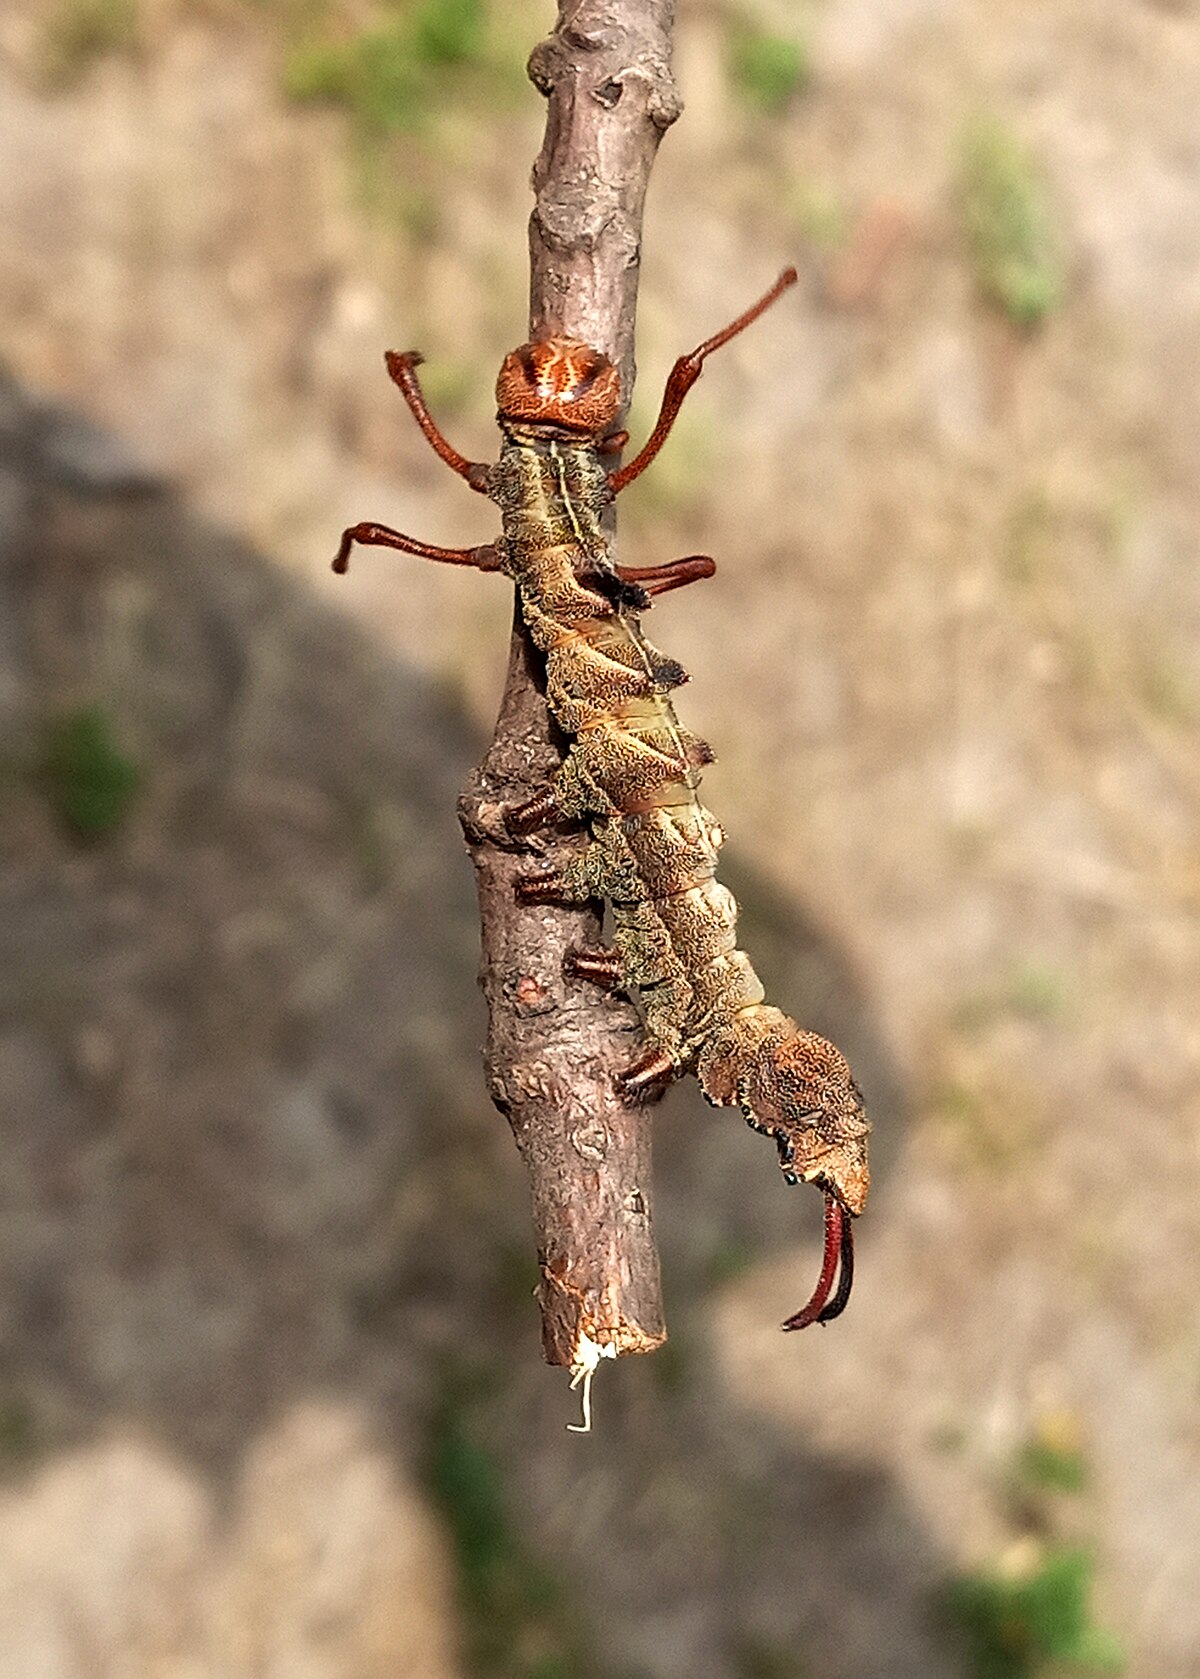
[0, 1, 1198, 1676]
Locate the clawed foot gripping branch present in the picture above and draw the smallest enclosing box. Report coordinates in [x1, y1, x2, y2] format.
[333, 269, 870, 1365]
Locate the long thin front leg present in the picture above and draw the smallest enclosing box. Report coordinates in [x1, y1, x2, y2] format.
[616, 555, 716, 598]
[333, 523, 503, 575]
[608, 269, 798, 495]
[384, 351, 492, 493]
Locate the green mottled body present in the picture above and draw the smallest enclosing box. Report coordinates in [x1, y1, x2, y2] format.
[491, 434, 740, 1049]
[488, 431, 868, 1212]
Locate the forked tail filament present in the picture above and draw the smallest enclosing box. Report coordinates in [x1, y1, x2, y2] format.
[781, 1194, 855, 1331]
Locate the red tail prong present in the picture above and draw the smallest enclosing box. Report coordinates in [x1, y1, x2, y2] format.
[817, 1208, 855, 1324]
[781, 1194, 846, 1332]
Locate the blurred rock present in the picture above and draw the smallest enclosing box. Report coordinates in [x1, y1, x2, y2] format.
[0, 1409, 461, 1679]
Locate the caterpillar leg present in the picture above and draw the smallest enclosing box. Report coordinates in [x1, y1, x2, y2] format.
[608, 269, 798, 494]
[615, 555, 716, 598]
[564, 946, 625, 990]
[619, 1044, 676, 1103]
[514, 822, 635, 907]
[515, 869, 579, 906]
[504, 785, 561, 837]
[383, 351, 492, 492]
[333, 523, 502, 576]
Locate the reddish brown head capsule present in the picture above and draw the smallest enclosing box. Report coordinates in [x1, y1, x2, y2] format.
[496, 339, 621, 433]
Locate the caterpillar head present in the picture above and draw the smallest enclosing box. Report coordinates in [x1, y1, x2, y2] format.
[496, 339, 621, 435]
[742, 1027, 871, 1216]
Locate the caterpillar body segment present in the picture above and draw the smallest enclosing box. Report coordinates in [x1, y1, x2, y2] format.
[494, 445, 870, 1223]
[332, 270, 869, 1328]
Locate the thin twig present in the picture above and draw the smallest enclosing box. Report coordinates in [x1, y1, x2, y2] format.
[457, 1, 680, 1373]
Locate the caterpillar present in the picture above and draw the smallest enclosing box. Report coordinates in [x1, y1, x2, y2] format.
[334, 271, 869, 1330]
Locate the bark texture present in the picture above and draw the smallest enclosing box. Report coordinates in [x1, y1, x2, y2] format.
[457, 1, 680, 1369]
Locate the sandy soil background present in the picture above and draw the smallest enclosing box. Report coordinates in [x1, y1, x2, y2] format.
[1, 2, 1198, 1676]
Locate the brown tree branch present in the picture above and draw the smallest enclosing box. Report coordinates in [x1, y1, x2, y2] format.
[457, 1, 680, 1376]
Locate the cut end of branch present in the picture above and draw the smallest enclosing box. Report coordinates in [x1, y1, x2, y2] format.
[539, 1257, 667, 1370]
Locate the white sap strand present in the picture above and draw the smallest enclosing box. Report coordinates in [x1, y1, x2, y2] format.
[566, 1332, 617, 1434]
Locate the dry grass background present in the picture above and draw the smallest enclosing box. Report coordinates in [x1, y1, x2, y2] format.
[0, 2, 1198, 1676]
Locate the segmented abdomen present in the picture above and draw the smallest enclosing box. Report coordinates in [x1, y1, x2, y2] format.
[530, 587, 763, 1054]
[498, 436, 870, 1214]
